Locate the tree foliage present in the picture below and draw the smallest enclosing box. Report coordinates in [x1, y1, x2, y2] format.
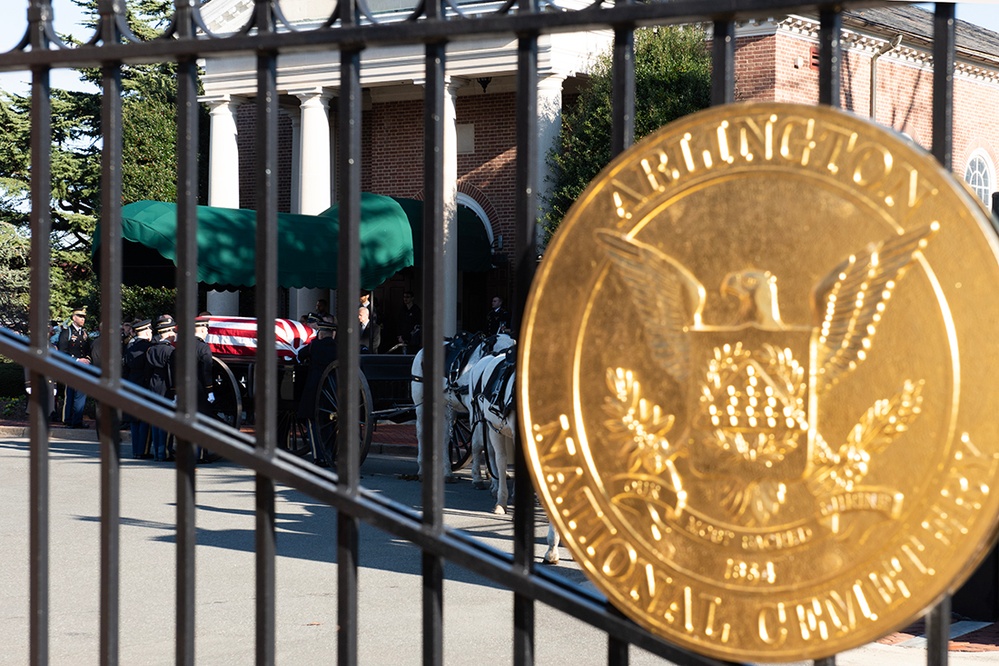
[542, 26, 713, 242]
[0, 0, 204, 329]
[0, 222, 31, 330]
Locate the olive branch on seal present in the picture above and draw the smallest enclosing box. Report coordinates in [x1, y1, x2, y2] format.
[810, 379, 924, 494]
[603, 367, 675, 475]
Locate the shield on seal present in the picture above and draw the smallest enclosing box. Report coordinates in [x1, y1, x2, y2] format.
[685, 323, 815, 485]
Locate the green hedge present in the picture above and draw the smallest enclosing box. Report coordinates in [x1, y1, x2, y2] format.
[0, 361, 24, 397]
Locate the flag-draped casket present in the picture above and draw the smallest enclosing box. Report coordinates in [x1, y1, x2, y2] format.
[205, 317, 316, 363]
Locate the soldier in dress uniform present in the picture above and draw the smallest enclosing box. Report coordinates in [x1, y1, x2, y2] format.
[194, 316, 216, 414]
[485, 296, 511, 335]
[56, 307, 92, 428]
[144, 315, 177, 462]
[124, 319, 153, 458]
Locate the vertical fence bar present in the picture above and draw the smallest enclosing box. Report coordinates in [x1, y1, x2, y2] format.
[610, 19, 634, 158]
[818, 8, 842, 107]
[338, 0, 362, 661]
[422, 7, 448, 660]
[27, 2, 53, 663]
[711, 19, 735, 106]
[514, 0, 540, 659]
[932, 2, 955, 170]
[253, 3, 280, 664]
[927, 595, 951, 666]
[608, 11, 635, 662]
[97, 5, 124, 658]
[927, 8, 955, 660]
[174, 4, 202, 656]
[926, 13, 958, 665]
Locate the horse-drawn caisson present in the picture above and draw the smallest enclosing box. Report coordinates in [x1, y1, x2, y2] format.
[93, 196, 480, 469]
[203, 317, 480, 470]
[201, 315, 375, 466]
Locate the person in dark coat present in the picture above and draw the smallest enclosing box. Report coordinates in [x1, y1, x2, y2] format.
[396, 290, 422, 352]
[124, 319, 153, 458]
[485, 296, 511, 335]
[144, 315, 177, 462]
[56, 307, 92, 428]
[358, 305, 381, 353]
[194, 316, 216, 414]
[297, 320, 338, 463]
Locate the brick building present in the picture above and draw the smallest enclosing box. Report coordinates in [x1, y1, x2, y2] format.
[730, 6, 999, 210]
[199, 2, 999, 334]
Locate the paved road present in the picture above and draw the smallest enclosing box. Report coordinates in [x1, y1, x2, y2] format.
[1, 431, 997, 665]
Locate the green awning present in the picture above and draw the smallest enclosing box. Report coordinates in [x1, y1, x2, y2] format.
[382, 198, 494, 273]
[93, 194, 414, 290]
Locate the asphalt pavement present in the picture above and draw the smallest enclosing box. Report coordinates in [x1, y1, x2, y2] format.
[0, 427, 997, 665]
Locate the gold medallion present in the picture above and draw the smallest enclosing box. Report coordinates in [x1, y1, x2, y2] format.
[519, 102, 999, 662]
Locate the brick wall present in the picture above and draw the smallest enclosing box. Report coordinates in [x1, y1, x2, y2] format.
[736, 29, 999, 206]
[734, 35, 777, 102]
[230, 24, 999, 246]
[342, 92, 519, 258]
[236, 103, 294, 212]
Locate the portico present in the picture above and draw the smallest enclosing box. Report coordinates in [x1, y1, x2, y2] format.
[197, 0, 612, 330]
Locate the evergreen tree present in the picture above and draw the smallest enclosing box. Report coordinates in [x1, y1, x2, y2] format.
[0, 0, 206, 325]
[543, 26, 712, 242]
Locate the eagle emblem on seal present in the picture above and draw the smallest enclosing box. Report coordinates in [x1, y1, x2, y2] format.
[597, 224, 937, 529]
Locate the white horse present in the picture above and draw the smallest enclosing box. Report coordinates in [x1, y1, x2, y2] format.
[543, 522, 562, 565]
[469, 346, 517, 514]
[411, 332, 515, 484]
[466, 347, 564, 563]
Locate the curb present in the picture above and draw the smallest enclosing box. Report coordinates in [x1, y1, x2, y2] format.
[0, 425, 418, 459]
[369, 442, 417, 459]
[0, 424, 103, 442]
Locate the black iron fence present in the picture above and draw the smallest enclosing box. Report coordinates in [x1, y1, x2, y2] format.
[0, 1, 966, 664]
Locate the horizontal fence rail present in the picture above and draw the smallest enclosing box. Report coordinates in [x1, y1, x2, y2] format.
[0, 0, 959, 665]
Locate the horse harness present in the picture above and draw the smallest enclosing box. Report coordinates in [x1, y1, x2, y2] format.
[410, 331, 483, 387]
[472, 345, 517, 426]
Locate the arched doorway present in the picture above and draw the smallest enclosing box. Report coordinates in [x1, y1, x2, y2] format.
[375, 194, 496, 350]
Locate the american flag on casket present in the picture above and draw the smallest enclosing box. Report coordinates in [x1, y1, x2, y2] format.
[205, 316, 316, 363]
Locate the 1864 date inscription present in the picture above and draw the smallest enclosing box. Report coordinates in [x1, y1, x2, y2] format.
[520, 104, 999, 662]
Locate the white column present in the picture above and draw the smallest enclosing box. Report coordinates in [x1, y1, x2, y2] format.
[205, 96, 242, 315]
[297, 90, 333, 214]
[442, 79, 461, 337]
[293, 90, 334, 320]
[537, 76, 565, 248]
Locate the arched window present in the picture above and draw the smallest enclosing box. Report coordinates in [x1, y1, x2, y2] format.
[964, 151, 994, 206]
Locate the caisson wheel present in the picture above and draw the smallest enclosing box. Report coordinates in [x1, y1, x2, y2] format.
[314, 361, 373, 467]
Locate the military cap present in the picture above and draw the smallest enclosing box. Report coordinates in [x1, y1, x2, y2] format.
[154, 315, 176, 333]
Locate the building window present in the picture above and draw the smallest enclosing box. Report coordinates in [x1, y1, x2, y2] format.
[457, 123, 475, 154]
[965, 152, 993, 206]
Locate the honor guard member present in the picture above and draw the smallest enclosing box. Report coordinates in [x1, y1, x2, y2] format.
[144, 315, 177, 462]
[192, 316, 219, 463]
[485, 296, 511, 335]
[194, 316, 216, 414]
[56, 307, 92, 428]
[124, 319, 153, 458]
[297, 319, 338, 464]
